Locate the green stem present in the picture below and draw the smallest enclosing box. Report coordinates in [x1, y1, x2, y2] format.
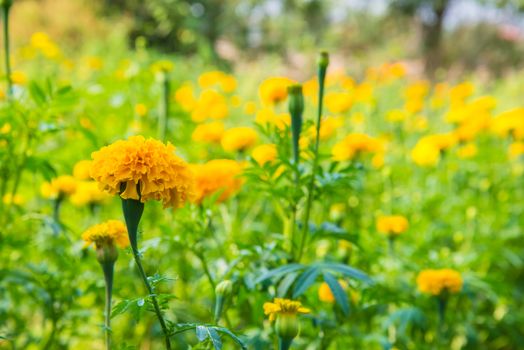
[278, 337, 293, 350]
[1, 2, 12, 99]
[158, 71, 170, 141]
[101, 262, 114, 350]
[296, 54, 328, 262]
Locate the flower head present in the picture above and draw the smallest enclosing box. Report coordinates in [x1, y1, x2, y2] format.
[73, 160, 93, 180]
[331, 133, 381, 161]
[190, 159, 243, 204]
[221, 127, 258, 152]
[263, 298, 310, 322]
[251, 144, 277, 166]
[259, 77, 294, 105]
[192, 121, 225, 144]
[40, 175, 77, 199]
[376, 215, 409, 236]
[416, 269, 463, 296]
[82, 220, 129, 249]
[70, 181, 110, 206]
[90, 135, 194, 208]
[318, 280, 348, 303]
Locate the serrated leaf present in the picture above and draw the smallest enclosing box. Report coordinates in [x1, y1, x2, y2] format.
[254, 263, 304, 284]
[323, 272, 349, 316]
[111, 300, 132, 318]
[318, 262, 372, 283]
[207, 327, 222, 350]
[292, 267, 320, 298]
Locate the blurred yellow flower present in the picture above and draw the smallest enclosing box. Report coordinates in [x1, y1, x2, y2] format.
[332, 133, 381, 161]
[221, 127, 258, 152]
[1, 123, 11, 134]
[11, 71, 27, 85]
[457, 143, 478, 159]
[190, 159, 243, 204]
[134, 103, 148, 117]
[404, 80, 430, 100]
[191, 89, 229, 121]
[318, 280, 348, 303]
[82, 220, 129, 249]
[491, 108, 524, 139]
[175, 84, 197, 112]
[255, 108, 290, 130]
[376, 215, 409, 235]
[73, 160, 93, 180]
[410, 140, 440, 167]
[509, 142, 524, 160]
[259, 77, 294, 105]
[90, 135, 194, 208]
[325, 91, 353, 114]
[263, 298, 310, 322]
[150, 59, 174, 73]
[243, 101, 257, 115]
[252, 144, 277, 166]
[3, 193, 24, 205]
[85, 56, 104, 71]
[192, 121, 225, 144]
[198, 71, 237, 93]
[386, 109, 407, 123]
[70, 181, 109, 206]
[417, 269, 463, 296]
[41, 175, 77, 199]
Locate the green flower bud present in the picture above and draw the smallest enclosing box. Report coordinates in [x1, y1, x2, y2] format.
[288, 84, 304, 165]
[318, 51, 329, 70]
[276, 313, 299, 342]
[214, 280, 234, 323]
[96, 244, 118, 265]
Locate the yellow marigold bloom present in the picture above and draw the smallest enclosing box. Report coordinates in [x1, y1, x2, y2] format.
[192, 121, 224, 144]
[376, 215, 409, 235]
[175, 84, 197, 112]
[457, 143, 478, 159]
[220, 75, 237, 93]
[421, 133, 457, 152]
[302, 78, 318, 98]
[82, 220, 129, 249]
[134, 103, 148, 117]
[243, 101, 257, 115]
[73, 160, 93, 180]
[416, 269, 463, 296]
[252, 144, 277, 166]
[199, 71, 223, 88]
[3, 194, 24, 205]
[450, 81, 474, 106]
[411, 140, 440, 167]
[1, 123, 11, 134]
[70, 181, 110, 206]
[404, 98, 424, 114]
[259, 77, 294, 106]
[372, 153, 385, 169]
[263, 298, 310, 322]
[221, 127, 258, 152]
[150, 59, 174, 73]
[318, 280, 348, 303]
[11, 71, 27, 85]
[509, 142, 524, 160]
[325, 91, 353, 114]
[255, 108, 291, 130]
[331, 133, 381, 161]
[191, 89, 229, 122]
[388, 62, 407, 78]
[90, 135, 194, 208]
[307, 116, 343, 140]
[354, 82, 374, 105]
[230, 95, 242, 107]
[85, 56, 104, 71]
[405, 80, 430, 100]
[386, 109, 407, 123]
[40, 175, 77, 199]
[491, 108, 524, 139]
[190, 159, 243, 204]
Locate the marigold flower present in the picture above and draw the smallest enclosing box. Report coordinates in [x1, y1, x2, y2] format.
[318, 280, 348, 303]
[11, 71, 27, 85]
[221, 127, 258, 152]
[376, 215, 409, 235]
[70, 181, 110, 206]
[410, 140, 440, 167]
[251, 144, 277, 166]
[491, 108, 524, 139]
[416, 269, 463, 296]
[325, 91, 353, 114]
[331, 133, 381, 161]
[263, 298, 310, 322]
[259, 77, 294, 105]
[509, 142, 524, 160]
[40, 175, 77, 199]
[307, 116, 343, 140]
[191, 89, 229, 122]
[150, 59, 174, 73]
[82, 220, 129, 249]
[190, 159, 243, 204]
[192, 121, 225, 144]
[3, 194, 24, 205]
[457, 143, 478, 159]
[90, 135, 194, 209]
[73, 160, 93, 180]
[134, 103, 148, 117]
[255, 108, 290, 130]
[174, 84, 197, 112]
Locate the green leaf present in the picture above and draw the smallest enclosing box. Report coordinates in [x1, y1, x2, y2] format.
[318, 262, 372, 283]
[196, 325, 207, 341]
[292, 266, 320, 298]
[111, 300, 132, 318]
[255, 263, 305, 284]
[213, 327, 247, 350]
[277, 272, 299, 297]
[207, 327, 222, 350]
[24, 155, 56, 181]
[323, 272, 349, 316]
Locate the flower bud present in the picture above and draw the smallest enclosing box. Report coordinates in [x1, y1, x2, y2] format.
[0, 0, 12, 9]
[96, 244, 118, 265]
[276, 313, 299, 345]
[288, 84, 304, 164]
[214, 280, 234, 323]
[318, 51, 329, 70]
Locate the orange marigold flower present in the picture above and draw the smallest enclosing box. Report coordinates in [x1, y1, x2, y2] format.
[192, 121, 225, 144]
[221, 127, 258, 152]
[416, 269, 463, 296]
[376, 215, 409, 235]
[190, 159, 243, 204]
[259, 77, 295, 106]
[331, 133, 381, 161]
[90, 135, 194, 209]
[40, 175, 77, 199]
[251, 144, 277, 166]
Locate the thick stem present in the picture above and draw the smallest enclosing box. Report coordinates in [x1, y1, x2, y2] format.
[2, 3, 12, 99]
[101, 262, 114, 350]
[297, 57, 327, 262]
[278, 337, 293, 350]
[131, 245, 172, 350]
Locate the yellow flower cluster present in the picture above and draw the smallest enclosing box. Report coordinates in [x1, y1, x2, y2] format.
[90, 135, 194, 208]
[190, 159, 243, 204]
[251, 144, 277, 166]
[411, 133, 456, 167]
[191, 89, 229, 122]
[376, 215, 409, 235]
[259, 77, 295, 106]
[332, 133, 381, 161]
[263, 298, 310, 322]
[491, 108, 524, 139]
[82, 220, 129, 249]
[198, 70, 237, 93]
[416, 269, 463, 296]
[221, 127, 258, 152]
[40, 175, 78, 199]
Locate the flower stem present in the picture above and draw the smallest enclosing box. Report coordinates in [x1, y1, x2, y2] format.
[278, 337, 293, 350]
[1, 1, 12, 99]
[296, 52, 329, 262]
[158, 71, 170, 141]
[101, 261, 114, 350]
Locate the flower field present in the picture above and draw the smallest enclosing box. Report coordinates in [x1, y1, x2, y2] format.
[1, 3, 524, 350]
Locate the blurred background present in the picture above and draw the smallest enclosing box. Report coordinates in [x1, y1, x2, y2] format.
[8, 0, 524, 79]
